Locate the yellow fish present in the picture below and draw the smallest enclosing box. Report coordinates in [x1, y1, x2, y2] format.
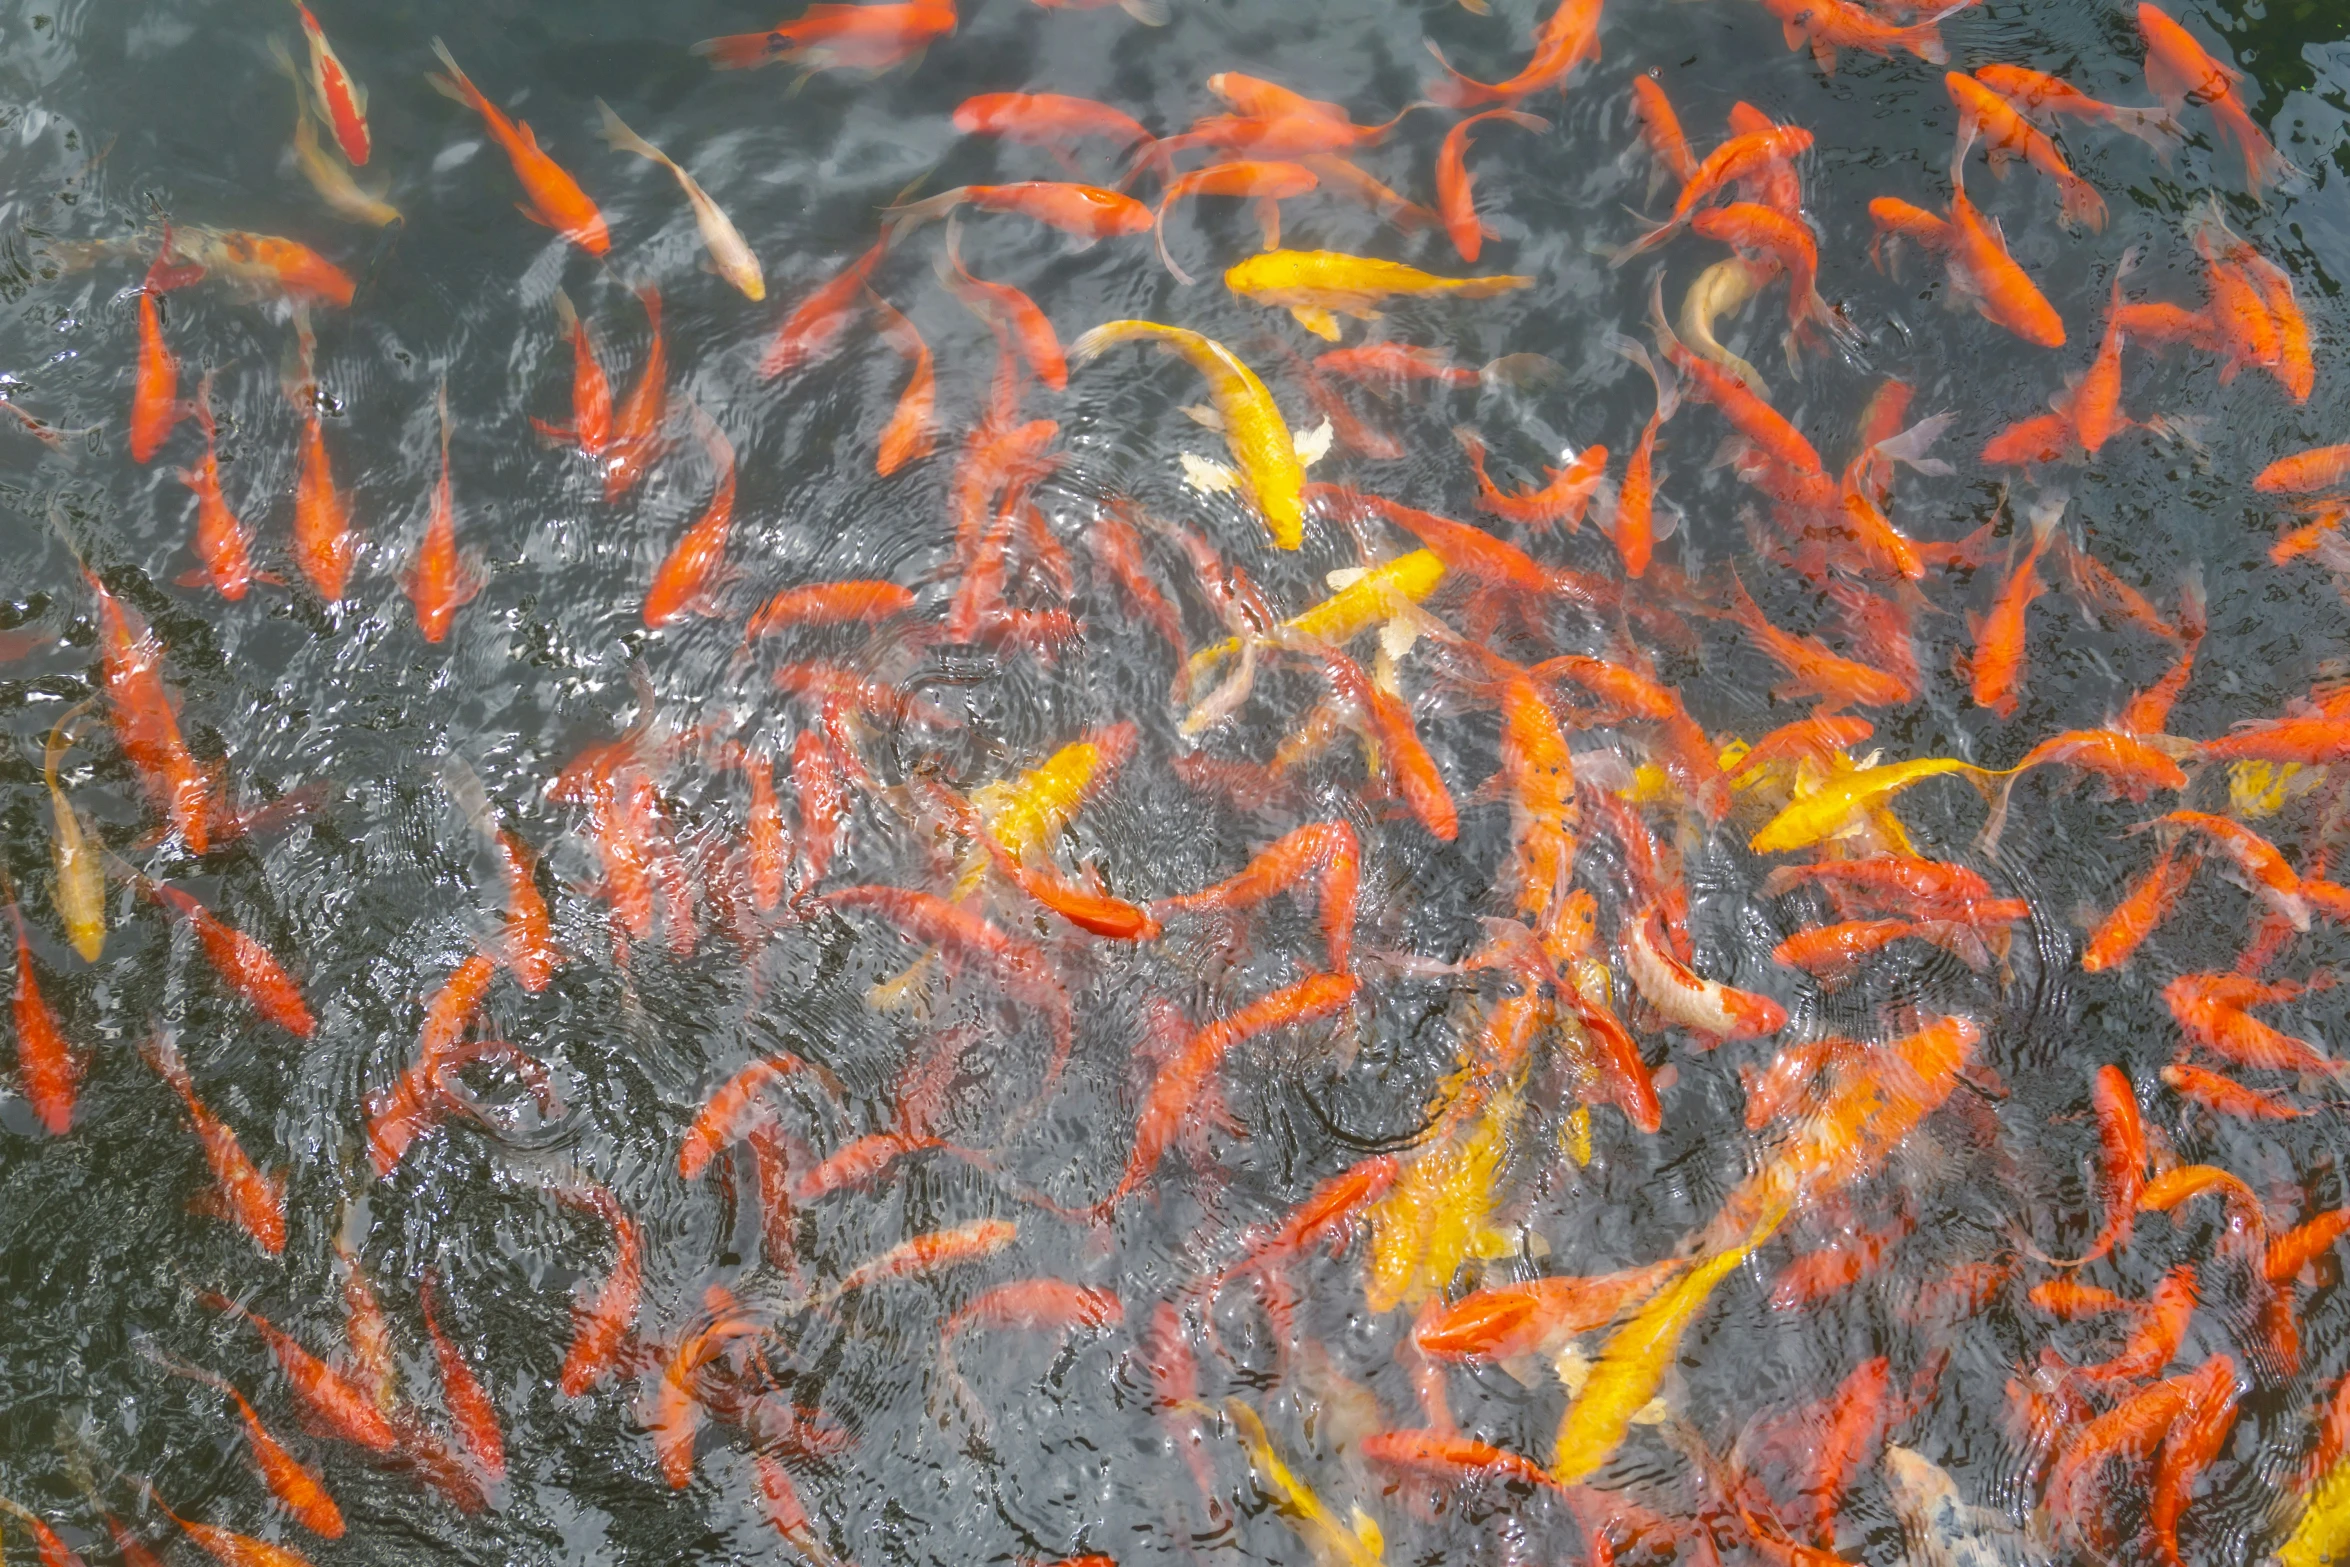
[1748, 755, 1993, 854]
[1071, 320, 1322, 549]
[44, 705, 104, 962]
[1550, 1227, 1773, 1485]
[954, 728, 1132, 895]
[1223, 249, 1533, 341]
[1225, 1399, 1385, 1567]
[2230, 759, 2316, 820]
[2283, 1449, 2350, 1567]
[1363, 1042, 1526, 1313]
[1191, 550, 1445, 685]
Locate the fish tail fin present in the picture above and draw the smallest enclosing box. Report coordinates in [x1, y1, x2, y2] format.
[2112, 105, 2186, 161]
[880, 187, 966, 247]
[1118, 0, 1171, 23]
[692, 29, 792, 70]
[1479, 352, 1561, 390]
[1068, 320, 1154, 365]
[1421, 39, 1502, 109]
[1152, 200, 1196, 286]
[424, 38, 482, 110]
[1606, 207, 1676, 267]
[550, 285, 579, 337]
[1900, 21, 1947, 64]
[594, 98, 663, 165]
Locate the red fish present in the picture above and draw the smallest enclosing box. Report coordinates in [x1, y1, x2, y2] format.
[1412, 1260, 1681, 1363]
[177, 374, 261, 599]
[644, 414, 736, 628]
[420, 1272, 505, 1482]
[428, 40, 610, 254]
[1607, 340, 1675, 576]
[145, 882, 314, 1037]
[695, 0, 956, 76]
[407, 383, 483, 643]
[292, 2, 370, 164]
[678, 1052, 815, 1179]
[602, 284, 667, 503]
[748, 580, 915, 637]
[1624, 904, 1786, 1040]
[6, 892, 79, 1136]
[87, 571, 210, 851]
[1965, 500, 2059, 717]
[142, 1031, 286, 1254]
[1438, 109, 1548, 264]
[763, 240, 885, 380]
[1153, 820, 1358, 972]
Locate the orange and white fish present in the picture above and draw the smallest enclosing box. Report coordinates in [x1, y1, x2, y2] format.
[428, 39, 610, 255]
[290, 1, 369, 166]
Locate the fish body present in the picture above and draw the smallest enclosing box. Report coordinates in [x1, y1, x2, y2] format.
[695, 0, 956, 75]
[292, 375, 358, 603]
[143, 1031, 286, 1254]
[596, 100, 764, 299]
[179, 377, 259, 599]
[407, 384, 482, 643]
[1947, 71, 2105, 230]
[603, 285, 668, 502]
[1427, 0, 1603, 108]
[88, 572, 209, 851]
[2137, 2, 2293, 195]
[7, 896, 79, 1135]
[43, 713, 105, 962]
[293, 2, 370, 164]
[1437, 109, 1548, 263]
[644, 416, 736, 627]
[1224, 249, 1531, 338]
[428, 39, 610, 255]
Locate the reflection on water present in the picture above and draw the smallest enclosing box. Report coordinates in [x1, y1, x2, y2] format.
[2, 0, 2350, 1563]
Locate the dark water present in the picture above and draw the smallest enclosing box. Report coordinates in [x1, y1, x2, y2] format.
[3, 0, 2350, 1563]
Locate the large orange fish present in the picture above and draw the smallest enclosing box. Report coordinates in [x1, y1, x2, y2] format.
[407, 382, 484, 644]
[1427, 0, 1602, 108]
[2137, 2, 2294, 196]
[428, 39, 610, 255]
[87, 570, 209, 851]
[142, 1030, 287, 1254]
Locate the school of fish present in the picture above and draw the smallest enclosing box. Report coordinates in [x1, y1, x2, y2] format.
[5, 0, 2350, 1562]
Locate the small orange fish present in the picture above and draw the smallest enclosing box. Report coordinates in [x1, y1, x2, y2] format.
[941, 225, 1065, 390]
[530, 289, 611, 458]
[1630, 74, 1698, 188]
[1412, 1260, 1681, 1363]
[886, 181, 1153, 247]
[644, 413, 737, 629]
[695, 0, 957, 75]
[1438, 109, 1548, 264]
[421, 1271, 506, 1482]
[87, 571, 210, 851]
[145, 881, 314, 1038]
[149, 1491, 325, 1567]
[1625, 904, 1787, 1039]
[1153, 820, 1358, 972]
[2148, 811, 2309, 929]
[5, 890, 79, 1136]
[1722, 568, 1913, 709]
[428, 39, 610, 254]
[869, 291, 936, 475]
[1946, 71, 2106, 231]
[764, 240, 885, 380]
[177, 374, 261, 600]
[746, 580, 915, 638]
[1455, 429, 1608, 531]
[1152, 160, 1319, 283]
[554, 1183, 642, 1397]
[1948, 180, 2066, 348]
[602, 284, 667, 503]
[2081, 841, 2198, 972]
[1427, 0, 1602, 108]
[1965, 498, 2060, 717]
[292, 1, 369, 165]
[142, 1030, 287, 1254]
[288, 324, 358, 603]
[679, 1053, 817, 1179]
[199, 1291, 401, 1452]
[953, 92, 1152, 161]
[1606, 339, 1675, 576]
[2162, 1060, 2309, 1120]
[407, 383, 483, 644]
[144, 1349, 343, 1540]
[1756, 0, 1945, 73]
[1617, 125, 1815, 262]
[130, 249, 188, 464]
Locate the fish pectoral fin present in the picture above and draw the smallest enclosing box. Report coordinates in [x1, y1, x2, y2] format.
[1293, 418, 1336, 467]
[1289, 305, 1344, 341]
[1630, 1394, 1673, 1425]
[1179, 402, 1226, 431]
[1348, 1506, 1384, 1555]
[1180, 452, 1241, 494]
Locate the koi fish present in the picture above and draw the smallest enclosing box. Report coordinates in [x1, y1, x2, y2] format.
[2081, 841, 2198, 972]
[1750, 755, 1991, 854]
[1454, 430, 1607, 533]
[762, 241, 885, 380]
[143, 881, 314, 1038]
[1426, 0, 1602, 108]
[602, 284, 667, 503]
[407, 383, 484, 644]
[291, 2, 369, 165]
[1615, 126, 1815, 264]
[42, 710, 105, 964]
[270, 37, 400, 227]
[940, 221, 1065, 389]
[1721, 569, 1915, 711]
[1072, 320, 1319, 549]
[554, 1184, 642, 1396]
[1688, 201, 1857, 351]
[596, 100, 763, 300]
[1964, 496, 2062, 717]
[130, 249, 189, 466]
[150, 1491, 326, 1567]
[289, 322, 358, 603]
[644, 412, 737, 628]
[1972, 63, 2183, 156]
[175, 375, 261, 600]
[1223, 249, 1531, 340]
[420, 1272, 505, 1482]
[868, 291, 935, 475]
[199, 1292, 401, 1452]
[1413, 1260, 1681, 1365]
[1630, 74, 1698, 190]
[161, 225, 356, 307]
[1624, 905, 1786, 1039]
[2137, 2, 2294, 196]
[149, 1348, 345, 1540]
[87, 571, 210, 852]
[428, 39, 610, 255]
[884, 181, 1152, 247]
[2146, 811, 2310, 929]
[1152, 160, 1319, 284]
[1223, 1398, 1386, 1567]
[1755, 0, 1945, 73]
[142, 1031, 287, 1254]
[952, 92, 1152, 160]
[1152, 820, 1358, 971]
[695, 0, 957, 77]
[1438, 109, 1547, 264]
[6, 890, 79, 1136]
[1868, 186, 2065, 348]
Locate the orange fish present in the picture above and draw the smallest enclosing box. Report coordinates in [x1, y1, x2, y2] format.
[1606, 340, 1676, 576]
[886, 181, 1152, 247]
[1755, 0, 1945, 73]
[1722, 568, 1913, 709]
[1624, 904, 1787, 1039]
[555, 1183, 642, 1396]
[1946, 71, 2106, 231]
[1630, 74, 1698, 190]
[2137, 2, 2294, 196]
[1964, 498, 2059, 717]
[2148, 811, 2309, 929]
[530, 289, 611, 458]
[1438, 109, 1548, 264]
[1972, 63, 2183, 156]
[2256, 443, 2350, 496]
[1153, 820, 1358, 972]
[644, 413, 737, 629]
[1455, 429, 1608, 531]
[149, 1491, 326, 1567]
[2162, 1060, 2309, 1120]
[1152, 160, 1319, 283]
[1427, 0, 1602, 108]
[130, 248, 188, 464]
[199, 1291, 401, 1452]
[869, 291, 936, 475]
[177, 374, 261, 600]
[420, 1271, 505, 1482]
[292, 2, 369, 165]
[2165, 971, 2338, 1074]
[1412, 1260, 1681, 1364]
[763, 240, 885, 381]
[746, 580, 915, 638]
[428, 40, 609, 254]
[1321, 651, 1458, 840]
[953, 92, 1152, 161]
[830, 1217, 1020, 1296]
[287, 323, 358, 603]
[5, 890, 78, 1136]
[145, 881, 314, 1037]
[2153, 1355, 2241, 1567]
[2081, 841, 2198, 972]
[695, 0, 957, 76]
[142, 1031, 287, 1254]
[602, 284, 667, 503]
[494, 827, 555, 991]
[941, 225, 1065, 390]
[407, 383, 483, 644]
[87, 570, 210, 851]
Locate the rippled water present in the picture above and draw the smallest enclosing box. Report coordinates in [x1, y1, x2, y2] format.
[4, 0, 2350, 1563]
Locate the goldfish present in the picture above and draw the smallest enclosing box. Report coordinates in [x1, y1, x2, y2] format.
[1455, 430, 1607, 532]
[200, 1291, 401, 1452]
[695, 0, 957, 77]
[1293, 154, 1444, 232]
[1151, 160, 1319, 284]
[2137, 2, 2295, 197]
[428, 39, 610, 255]
[41, 710, 105, 964]
[1677, 255, 1774, 393]
[87, 570, 210, 852]
[407, 382, 483, 644]
[2162, 1060, 2309, 1120]
[2166, 971, 2338, 1074]
[1755, 0, 1945, 73]
[884, 181, 1151, 247]
[163, 225, 357, 307]
[144, 881, 314, 1038]
[2082, 842, 2199, 972]
[291, 1, 369, 165]
[142, 1030, 286, 1254]
[2147, 811, 2310, 930]
[1224, 1399, 1385, 1566]
[2257, 445, 2350, 496]
[5, 888, 79, 1136]
[869, 292, 935, 475]
[1972, 63, 2183, 156]
[1072, 320, 1319, 548]
[1630, 74, 1698, 191]
[529, 289, 612, 459]
[554, 1184, 642, 1396]
[952, 92, 1152, 161]
[763, 240, 886, 380]
[420, 1272, 505, 1483]
[1869, 187, 2065, 348]
[1946, 71, 2106, 231]
[1604, 340, 1675, 576]
[1438, 109, 1548, 264]
[129, 250, 188, 468]
[747, 579, 915, 638]
[1222, 249, 1532, 340]
[644, 413, 737, 628]
[288, 324, 358, 603]
[1427, 0, 1602, 108]
[1414, 1260, 1681, 1366]
[596, 101, 763, 300]
[1751, 755, 1991, 855]
[269, 38, 400, 227]
[1965, 496, 2061, 717]
[149, 1491, 325, 1567]
[601, 284, 667, 503]
[1721, 569, 1915, 712]
[149, 1349, 344, 1540]
[174, 374, 262, 600]
[940, 222, 1065, 390]
[1624, 905, 1786, 1038]
[1615, 125, 1816, 264]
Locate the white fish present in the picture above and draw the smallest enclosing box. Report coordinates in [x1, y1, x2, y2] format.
[595, 100, 765, 301]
